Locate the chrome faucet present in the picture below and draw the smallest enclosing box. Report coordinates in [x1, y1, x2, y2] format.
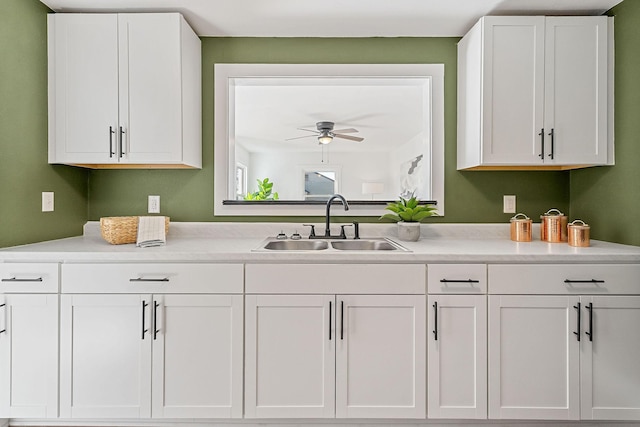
[308, 194, 349, 239]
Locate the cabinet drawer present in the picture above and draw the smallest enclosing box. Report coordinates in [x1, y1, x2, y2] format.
[428, 264, 487, 294]
[0, 263, 59, 293]
[245, 263, 426, 294]
[61, 263, 243, 293]
[489, 264, 640, 295]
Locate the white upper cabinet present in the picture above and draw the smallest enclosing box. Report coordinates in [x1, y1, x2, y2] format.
[457, 16, 613, 170]
[48, 13, 202, 169]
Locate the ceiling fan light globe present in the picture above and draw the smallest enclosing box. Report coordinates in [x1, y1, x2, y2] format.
[318, 135, 333, 145]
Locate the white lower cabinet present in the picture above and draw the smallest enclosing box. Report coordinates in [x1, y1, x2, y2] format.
[427, 264, 487, 419]
[580, 296, 640, 420]
[0, 294, 59, 418]
[336, 295, 426, 419]
[244, 263, 427, 420]
[152, 294, 243, 419]
[60, 294, 152, 418]
[60, 293, 243, 419]
[488, 264, 640, 421]
[0, 263, 59, 419]
[427, 294, 487, 419]
[59, 263, 244, 419]
[244, 294, 335, 418]
[488, 295, 580, 420]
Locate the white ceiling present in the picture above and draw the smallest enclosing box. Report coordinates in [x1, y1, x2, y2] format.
[39, 0, 623, 37]
[234, 78, 427, 154]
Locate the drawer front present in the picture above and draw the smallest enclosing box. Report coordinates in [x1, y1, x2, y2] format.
[427, 264, 487, 294]
[489, 264, 640, 295]
[62, 263, 243, 294]
[0, 263, 59, 293]
[245, 263, 426, 294]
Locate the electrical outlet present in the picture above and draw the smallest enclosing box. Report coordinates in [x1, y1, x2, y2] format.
[42, 192, 54, 212]
[148, 195, 160, 213]
[503, 195, 516, 214]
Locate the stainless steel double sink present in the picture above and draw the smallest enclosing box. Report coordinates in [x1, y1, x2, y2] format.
[254, 237, 410, 252]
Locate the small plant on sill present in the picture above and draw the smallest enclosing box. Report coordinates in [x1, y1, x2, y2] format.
[244, 178, 279, 201]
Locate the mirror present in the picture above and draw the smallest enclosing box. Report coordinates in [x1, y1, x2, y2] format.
[214, 64, 444, 216]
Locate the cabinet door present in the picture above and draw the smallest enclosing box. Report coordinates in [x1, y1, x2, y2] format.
[336, 295, 426, 418]
[488, 295, 580, 420]
[581, 296, 640, 420]
[60, 294, 152, 418]
[481, 16, 545, 165]
[48, 14, 119, 164]
[152, 294, 243, 418]
[0, 294, 58, 418]
[118, 14, 183, 164]
[428, 295, 487, 419]
[544, 17, 609, 165]
[245, 294, 335, 418]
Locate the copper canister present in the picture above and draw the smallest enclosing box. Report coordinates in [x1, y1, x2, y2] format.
[540, 208, 568, 243]
[510, 213, 532, 242]
[568, 220, 590, 247]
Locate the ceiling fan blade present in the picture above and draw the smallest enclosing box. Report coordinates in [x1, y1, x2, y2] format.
[285, 134, 316, 141]
[334, 134, 364, 142]
[296, 128, 320, 134]
[332, 128, 358, 134]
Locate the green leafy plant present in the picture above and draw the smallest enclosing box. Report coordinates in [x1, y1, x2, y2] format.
[380, 196, 437, 222]
[244, 178, 279, 201]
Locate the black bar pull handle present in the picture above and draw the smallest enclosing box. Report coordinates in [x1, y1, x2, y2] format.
[340, 300, 344, 340]
[586, 302, 593, 342]
[329, 301, 332, 341]
[538, 128, 545, 160]
[433, 301, 438, 341]
[141, 300, 149, 340]
[109, 126, 115, 157]
[129, 277, 170, 282]
[440, 279, 480, 284]
[0, 303, 6, 334]
[564, 279, 605, 284]
[153, 301, 160, 340]
[1, 277, 43, 282]
[119, 126, 126, 157]
[548, 128, 555, 160]
[573, 302, 581, 341]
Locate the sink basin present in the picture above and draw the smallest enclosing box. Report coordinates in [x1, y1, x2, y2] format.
[331, 239, 405, 251]
[263, 240, 329, 251]
[254, 237, 409, 252]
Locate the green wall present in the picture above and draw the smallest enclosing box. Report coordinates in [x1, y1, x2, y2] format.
[570, 1, 640, 247]
[88, 37, 570, 224]
[17, 0, 640, 248]
[0, 0, 87, 248]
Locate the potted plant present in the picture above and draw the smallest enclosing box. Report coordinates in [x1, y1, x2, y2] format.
[244, 178, 279, 201]
[380, 196, 437, 241]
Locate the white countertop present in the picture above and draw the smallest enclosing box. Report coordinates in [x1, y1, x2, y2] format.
[1, 222, 639, 263]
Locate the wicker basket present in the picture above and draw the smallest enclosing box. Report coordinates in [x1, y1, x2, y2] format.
[100, 216, 170, 245]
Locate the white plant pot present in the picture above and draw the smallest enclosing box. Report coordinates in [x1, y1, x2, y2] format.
[397, 221, 421, 242]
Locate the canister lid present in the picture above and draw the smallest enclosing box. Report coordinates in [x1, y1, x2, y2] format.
[541, 208, 565, 217]
[568, 219, 590, 229]
[510, 213, 531, 222]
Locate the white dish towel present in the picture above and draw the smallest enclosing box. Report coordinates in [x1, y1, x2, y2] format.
[136, 216, 166, 248]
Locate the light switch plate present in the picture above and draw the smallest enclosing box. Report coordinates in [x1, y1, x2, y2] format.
[148, 195, 160, 213]
[503, 195, 516, 214]
[42, 192, 54, 212]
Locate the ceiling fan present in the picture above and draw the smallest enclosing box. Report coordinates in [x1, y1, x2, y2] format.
[286, 121, 364, 144]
